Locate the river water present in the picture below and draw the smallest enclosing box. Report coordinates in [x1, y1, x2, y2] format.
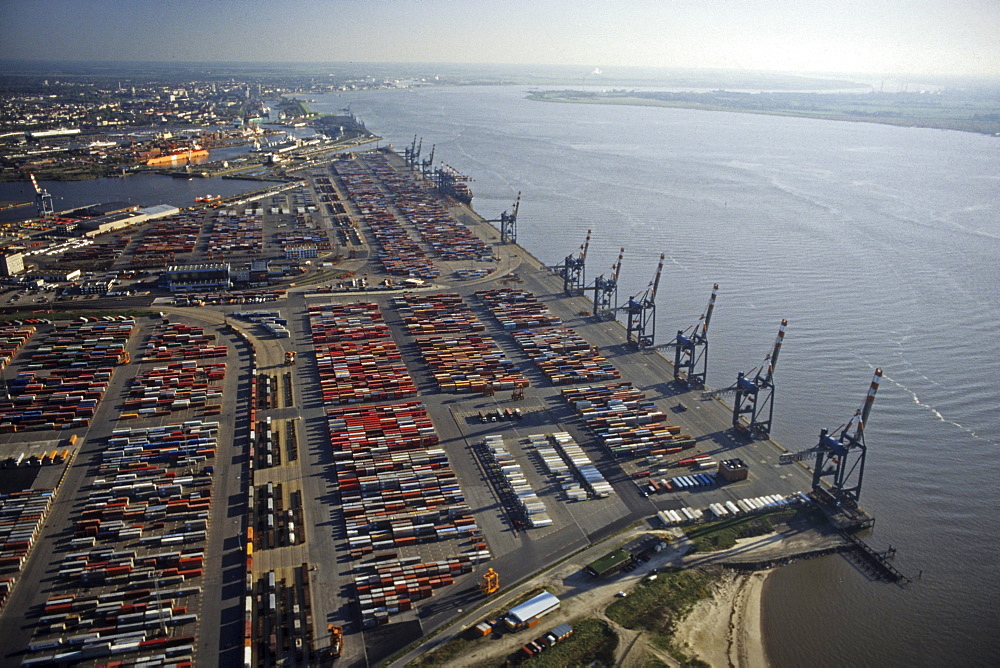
[305, 85, 999, 667]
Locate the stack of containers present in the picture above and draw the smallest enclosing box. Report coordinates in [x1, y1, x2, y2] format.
[353, 554, 484, 628]
[125, 362, 225, 416]
[366, 153, 494, 262]
[314, 339, 416, 404]
[332, 159, 440, 279]
[548, 432, 615, 498]
[561, 382, 696, 458]
[308, 302, 389, 343]
[309, 302, 418, 404]
[130, 216, 201, 268]
[412, 333, 528, 393]
[527, 434, 588, 502]
[326, 402, 481, 561]
[0, 323, 35, 372]
[510, 327, 620, 385]
[27, 320, 133, 368]
[1, 367, 111, 432]
[475, 289, 563, 330]
[141, 322, 226, 362]
[0, 489, 54, 577]
[482, 435, 551, 528]
[392, 292, 485, 335]
[205, 212, 263, 258]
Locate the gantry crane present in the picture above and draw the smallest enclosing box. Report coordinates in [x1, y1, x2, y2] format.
[30, 173, 54, 218]
[781, 368, 882, 506]
[715, 319, 788, 438]
[551, 229, 590, 296]
[480, 567, 500, 596]
[588, 247, 625, 320]
[487, 192, 521, 245]
[421, 145, 436, 179]
[625, 253, 665, 348]
[404, 135, 419, 169]
[655, 283, 719, 388]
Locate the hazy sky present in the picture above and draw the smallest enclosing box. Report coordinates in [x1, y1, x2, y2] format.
[2, 0, 998, 77]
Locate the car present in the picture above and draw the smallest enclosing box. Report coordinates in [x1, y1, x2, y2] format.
[616, 591, 627, 598]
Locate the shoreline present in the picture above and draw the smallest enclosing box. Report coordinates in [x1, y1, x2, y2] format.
[673, 569, 771, 667]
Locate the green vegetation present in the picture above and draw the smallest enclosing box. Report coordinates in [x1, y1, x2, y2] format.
[606, 568, 714, 663]
[529, 89, 1000, 136]
[406, 634, 474, 668]
[524, 618, 618, 668]
[684, 510, 801, 552]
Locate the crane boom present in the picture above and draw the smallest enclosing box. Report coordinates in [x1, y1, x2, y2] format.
[763, 319, 788, 382]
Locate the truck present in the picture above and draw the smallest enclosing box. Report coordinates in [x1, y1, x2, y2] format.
[328, 625, 343, 658]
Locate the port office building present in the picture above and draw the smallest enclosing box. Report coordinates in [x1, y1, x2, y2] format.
[161, 263, 231, 292]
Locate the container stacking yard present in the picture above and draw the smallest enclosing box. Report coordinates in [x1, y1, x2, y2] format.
[0, 146, 841, 666]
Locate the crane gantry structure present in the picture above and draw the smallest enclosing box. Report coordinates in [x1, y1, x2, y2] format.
[625, 253, 665, 348]
[588, 247, 625, 320]
[655, 283, 719, 388]
[782, 368, 883, 506]
[551, 229, 591, 296]
[716, 318, 788, 438]
[487, 192, 521, 245]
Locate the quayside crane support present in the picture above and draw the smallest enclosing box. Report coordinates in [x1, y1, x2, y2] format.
[588, 247, 625, 319]
[487, 192, 521, 245]
[726, 319, 788, 438]
[551, 229, 591, 296]
[625, 253, 665, 348]
[655, 283, 719, 387]
[782, 368, 883, 506]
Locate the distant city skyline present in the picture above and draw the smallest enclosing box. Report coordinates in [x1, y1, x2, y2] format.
[2, 0, 998, 78]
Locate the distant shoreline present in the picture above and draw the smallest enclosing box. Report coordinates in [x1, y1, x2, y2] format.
[528, 90, 1000, 136]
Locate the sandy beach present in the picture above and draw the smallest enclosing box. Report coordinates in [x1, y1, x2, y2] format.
[673, 569, 771, 668]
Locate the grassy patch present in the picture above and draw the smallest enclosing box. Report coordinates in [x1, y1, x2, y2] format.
[406, 634, 474, 668]
[606, 569, 714, 652]
[523, 618, 618, 668]
[684, 510, 794, 552]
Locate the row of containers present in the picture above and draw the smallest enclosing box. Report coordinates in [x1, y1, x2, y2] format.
[139, 322, 227, 363]
[656, 507, 703, 526]
[0, 489, 55, 608]
[392, 292, 530, 393]
[561, 382, 696, 459]
[307, 301, 492, 627]
[205, 212, 263, 260]
[332, 159, 440, 279]
[351, 552, 488, 629]
[21, 420, 218, 664]
[1, 319, 135, 433]
[364, 152, 494, 262]
[546, 431, 615, 498]
[308, 302, 418, 404]
[129, 215, 201, 269]
[704, 493, 805, 520]
[527, 435, 591, 503]
[0, 323, 35, 372]
[482, 435, 552, 529]
[474, 289, 622, 385]
[20, 320, 231, 664]
[124, 361, 226, 417]
[173, 289, 285, 306]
